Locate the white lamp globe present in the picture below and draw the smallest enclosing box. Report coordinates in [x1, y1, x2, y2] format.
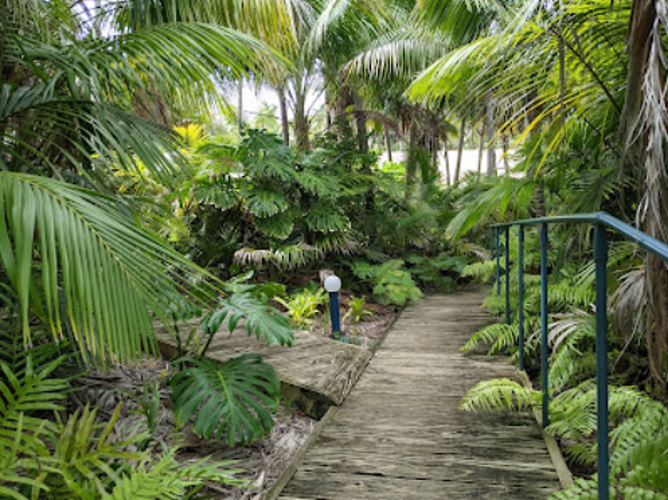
[324, 275, 342, 293]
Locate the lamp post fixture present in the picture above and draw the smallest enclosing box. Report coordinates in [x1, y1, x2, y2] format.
[324, 275, 342, 338]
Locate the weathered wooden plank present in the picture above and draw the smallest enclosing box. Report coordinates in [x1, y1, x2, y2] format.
[155, 323, 371, 411]
[277, 289, 563, 499]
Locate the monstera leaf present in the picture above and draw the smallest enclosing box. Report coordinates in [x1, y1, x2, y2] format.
[255, 211, 294, 239]
[170, 355, 280, 446]
[242, 188, 287, 217]
[305, 201, 350, 233]
[201, 292, 293, 346]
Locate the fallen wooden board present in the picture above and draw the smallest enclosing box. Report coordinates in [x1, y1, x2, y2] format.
[154, 323, 371, 416]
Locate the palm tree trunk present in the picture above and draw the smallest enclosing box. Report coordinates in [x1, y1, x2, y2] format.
[444, 137, 451, 185]
[385, 127, 393, 163]
[294, 83, 310, 151]
[620, 0, 668, 384]
[503, 134, 510, 176]
[486, 96, 496, 176]
[354, 93, 368, 153]
[405, 120, 419, 199]
[278, 87, 290, 145]
[455, 115, 466, 182]
[237, 79, 243, 133]
[477, 123, 485, 175]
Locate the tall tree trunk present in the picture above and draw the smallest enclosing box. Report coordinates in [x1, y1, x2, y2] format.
[294, 83, 309, 151]
[237, 79, 243, 133]
[443, 137, 451, 185]
[278, 87, 290, 145]
[405, 120, 419, 199]
[354, 93, 368, 153]
[335, 86, 353, 141]
[486, 96, 496, 176]
[621, 0, 668, 384]
[455, 115, 466, 182]
[477, 123, 485, 175]
[385, 127, 393, 163]
[503, 134, 510, 176]
[620, 0, 656, 152]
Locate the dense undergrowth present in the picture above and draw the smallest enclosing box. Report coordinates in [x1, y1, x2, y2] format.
[4, 0, 668, 498]
[459, 231, 668, 498]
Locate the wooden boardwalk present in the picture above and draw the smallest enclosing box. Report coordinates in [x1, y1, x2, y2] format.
[278, 289, 562, 499]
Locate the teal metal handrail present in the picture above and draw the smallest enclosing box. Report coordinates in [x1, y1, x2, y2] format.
[490, 212, 668, 500]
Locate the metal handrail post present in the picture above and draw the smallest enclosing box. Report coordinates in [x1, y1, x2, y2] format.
[539, 223, 549, 427]
[518, 226, 525, 371]
[594, 225, 609, 499]
[496, 227, 501, 296]
[505, 226, 510, 325]
[490, 227, 495, 286]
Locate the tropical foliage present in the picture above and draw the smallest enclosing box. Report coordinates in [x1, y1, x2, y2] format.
[4, 0, 668, 496]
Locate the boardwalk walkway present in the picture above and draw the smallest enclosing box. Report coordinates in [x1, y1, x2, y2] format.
[278, 289, 562, 499]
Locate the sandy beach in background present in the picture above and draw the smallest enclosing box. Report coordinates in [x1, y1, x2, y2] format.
[378, 149, 516, 185]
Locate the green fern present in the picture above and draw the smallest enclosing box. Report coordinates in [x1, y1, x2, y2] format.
[550, 477, 600, 500]
[170, 354, 280, 446]
[103, 449, 247, 500]
[610, 392, 668, 477]
[351, 259, 422, 306]
[0, 357, 67, 445]
[462, 260, 497, 282]
[458, 379, 540, 412]
[461, 323, 520, 354]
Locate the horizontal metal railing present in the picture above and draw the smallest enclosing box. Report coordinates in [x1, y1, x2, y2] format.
[490, 212, 668, 500]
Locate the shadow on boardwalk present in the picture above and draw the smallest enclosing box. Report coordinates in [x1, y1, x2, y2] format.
[278, 289, 562, 500]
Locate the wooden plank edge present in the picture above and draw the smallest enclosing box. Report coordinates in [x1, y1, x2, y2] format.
[517, 370, 575, 490]
[263, 405, 340, 500]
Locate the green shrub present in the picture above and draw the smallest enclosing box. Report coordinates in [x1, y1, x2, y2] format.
[275, 287, 327, 329]
[351, 259, 423, 306]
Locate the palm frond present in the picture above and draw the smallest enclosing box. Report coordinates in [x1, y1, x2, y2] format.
[0, 173, 220, 363]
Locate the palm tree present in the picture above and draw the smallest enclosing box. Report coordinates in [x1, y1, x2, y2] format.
[1, 0, 280, 363]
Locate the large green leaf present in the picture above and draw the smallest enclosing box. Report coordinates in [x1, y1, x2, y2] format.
[170, 355, 280, 446]
[242, 188, 288, 217]
[305, 201, 351, 233]
[202, 292, 294, 346]
[255, 211, 294, 239]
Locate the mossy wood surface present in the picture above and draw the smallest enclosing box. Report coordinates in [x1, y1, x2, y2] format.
[155, 324, 371, 413]
[278, 289, 562, 499]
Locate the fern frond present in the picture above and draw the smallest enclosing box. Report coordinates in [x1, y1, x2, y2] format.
[610, 391, 668, 476]
[462, 323, 519, 354]
[550, 476, 599, 500]
[0, 357, 67, 445]
[461, 260, 496, 282]
[458, 379, 539, 412]
[617, 430, 668, 496]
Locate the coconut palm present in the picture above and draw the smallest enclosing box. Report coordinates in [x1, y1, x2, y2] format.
[0, 0, 283, 362]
